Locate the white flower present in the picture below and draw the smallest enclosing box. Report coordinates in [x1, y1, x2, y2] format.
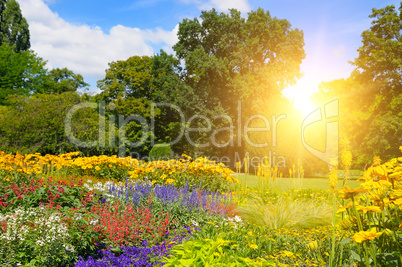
[64, 245, 75, 252]
[190, 220, 199, 227]
[35, 240, 45, 246]
[233, 215, 242, 223]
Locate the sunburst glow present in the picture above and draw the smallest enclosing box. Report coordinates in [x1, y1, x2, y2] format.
[283, 77, 320, 117]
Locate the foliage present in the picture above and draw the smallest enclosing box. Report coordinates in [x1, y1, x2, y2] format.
[0, 0, 30, 52]
[97, 55, 153, 101]
[329, 151, 402, 266]
[96, 52, 202, 158]
[315, 2, 402, 166]
[236, 194, 332, 229]
[0, 43, 47, 105]
[0, 93, 115, 155]
[190, 215, 335, 266]
[163, 233, 276, 266]
[0, 206, 99, 266]
[107, 96, 156, 157]
[44, 68, 90, 94]
[173, 8, 305, 158]
[0, 177, 94, 214]
[149, 143, 173, 161]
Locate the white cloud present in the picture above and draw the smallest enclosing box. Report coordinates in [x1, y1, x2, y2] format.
[181, 0, 251, 13]
[18, 0, 178, 82]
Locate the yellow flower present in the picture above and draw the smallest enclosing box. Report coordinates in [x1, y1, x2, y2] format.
[352, 228, 382, 243]
[369, 187, 388, 201]
[336, 202, 353, 213]
[338, 218, 352, 230]
[248, 244, 258, 249]
[335, 186, 367, 199]
[95, 166, 101, 171]
[307, 241, 318, 250]
[361, 179, 392, 189]
[165, 178, 175, 184]
[355, 205, 382, 213]
[281, 251, 294, 257]
[393, 198, 402, 206]
[329, 162, 338, 189]
[373, 156, 382, 165]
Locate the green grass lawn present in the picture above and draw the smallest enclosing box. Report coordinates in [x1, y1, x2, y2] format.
[234, 174, 360, 191]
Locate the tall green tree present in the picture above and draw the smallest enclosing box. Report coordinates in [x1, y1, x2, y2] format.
[96, 8, 305, 161]
[0, 43, 47, 105]
[316, 2, 402, 165]
[96, 51, 205, 157]
[97, 55, 153, 102]
[44, 67, 89, 94]
[0, 0, 30, 52]
[174, 8, 305, 113]
[173, 8, 305, 162]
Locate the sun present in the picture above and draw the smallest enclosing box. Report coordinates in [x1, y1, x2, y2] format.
[293, 98, 317, 117]
[282, 77, 320, 117]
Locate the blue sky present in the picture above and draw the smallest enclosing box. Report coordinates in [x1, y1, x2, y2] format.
[18, 0, 400, 112]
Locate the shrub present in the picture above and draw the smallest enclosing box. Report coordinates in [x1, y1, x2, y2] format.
[0, 177, 94, 214]
[148, 143, 173, 161]
[236, 195, 332, 229]
[162, 233, 277, 266]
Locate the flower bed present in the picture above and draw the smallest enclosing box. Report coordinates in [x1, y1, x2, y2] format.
[2, 150, 401, 266]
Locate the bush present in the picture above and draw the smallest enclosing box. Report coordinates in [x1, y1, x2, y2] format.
[149, 144, 173, 161]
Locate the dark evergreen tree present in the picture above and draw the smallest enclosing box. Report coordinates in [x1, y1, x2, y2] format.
[0, 0, 30, 52]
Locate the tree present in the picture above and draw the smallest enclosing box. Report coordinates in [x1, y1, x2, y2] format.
[316, 2, 402, 165]
[0, 0, 30, 52]
[174, 8, 304, 111]
[44, 67, 89, 94]
[0, 43, 47, 105]
[97, 55, 153, 102]
[173, 8, 305, 162]
[96, 51, 205, 157]
[96, 9, 305, 161]
[0, 92, 114, 155]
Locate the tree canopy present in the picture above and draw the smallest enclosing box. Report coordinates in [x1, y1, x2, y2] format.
[95, 9, 306, 160]
[0, 0, 30, 52]
[315, 2, 402, 165]
[0, 43, 47, 105]
[174, 8, 305, 115]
